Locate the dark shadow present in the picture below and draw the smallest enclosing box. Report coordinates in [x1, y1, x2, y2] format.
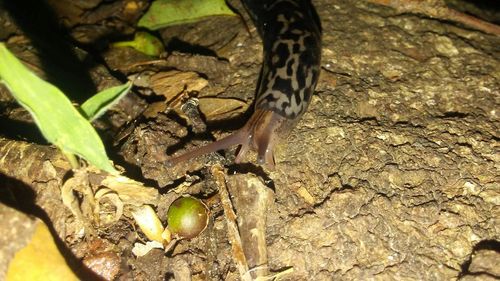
[227, 163, 276, 192]
[459, 239, 500, 278]
[0, 116, 47, 144]
[2, 0, 97, 103]
[472, 239, 500, 252]
[165, 37, 220, 58]
[462, 0, 500, 23]
[0, 173, 106, 281]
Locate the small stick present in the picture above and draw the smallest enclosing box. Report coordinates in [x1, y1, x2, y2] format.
[210, 164, 252, 281]
[229, 175, 273, 279]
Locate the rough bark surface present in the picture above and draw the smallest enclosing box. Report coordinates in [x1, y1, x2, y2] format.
[0, 0, 498, 280]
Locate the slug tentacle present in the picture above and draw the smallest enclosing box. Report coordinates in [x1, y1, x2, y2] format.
[166, 0, 321, 169]
[165, 128, 248, 168]
[166, 109, 289, 170]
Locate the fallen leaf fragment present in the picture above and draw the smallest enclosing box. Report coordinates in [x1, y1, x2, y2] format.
[198, 97, 249, 121]
[6, 221, 78, 281]
[138, 0, 236, 29]
[132, 241, 164, 257]
[150, 70, 208, 100]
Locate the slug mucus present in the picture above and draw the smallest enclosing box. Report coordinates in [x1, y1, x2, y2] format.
[166, 0, 322, 170]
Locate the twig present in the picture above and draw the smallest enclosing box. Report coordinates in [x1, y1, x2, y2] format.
[210, 164, 252, 281]
[229, 175, 273, 279]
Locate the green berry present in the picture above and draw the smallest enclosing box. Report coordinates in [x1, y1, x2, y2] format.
[167, 196, 209, 239]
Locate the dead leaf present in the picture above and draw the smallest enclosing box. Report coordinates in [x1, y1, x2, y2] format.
[198, 97, 249, 121]
[101, 175, 160, 207]
[150, 70, 208, 101]
[6, 221, 79, 281]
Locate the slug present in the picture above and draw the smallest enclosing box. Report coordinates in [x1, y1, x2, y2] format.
[166, 0, 322, 170]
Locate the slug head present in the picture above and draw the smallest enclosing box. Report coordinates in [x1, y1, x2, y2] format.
[166, 109, 291, 170]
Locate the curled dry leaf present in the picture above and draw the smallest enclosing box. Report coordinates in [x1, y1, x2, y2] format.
[101, 175, 160, 207]
[61, 170, 160, 239]
[94, 188, 124, 225]
[61, 169, 96, 236]
[198, 97, 249, 121]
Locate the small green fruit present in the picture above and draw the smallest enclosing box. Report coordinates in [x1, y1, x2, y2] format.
[167, 196, 209, 239]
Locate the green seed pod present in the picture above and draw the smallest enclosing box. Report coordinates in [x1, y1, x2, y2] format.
[167, 196, 209, 239]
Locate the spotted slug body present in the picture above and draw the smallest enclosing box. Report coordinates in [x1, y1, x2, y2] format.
[166, 0, 322, 169]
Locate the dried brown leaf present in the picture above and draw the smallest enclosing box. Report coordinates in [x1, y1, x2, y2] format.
[150, 70, 208, 101]
[198, 97, 249, 121]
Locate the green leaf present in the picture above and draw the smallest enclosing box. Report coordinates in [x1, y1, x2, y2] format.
[112, 32, 164, 57]
[81, 81, 132, 121]
[0, 43, 118, 174]
[138, 0, 236, 30]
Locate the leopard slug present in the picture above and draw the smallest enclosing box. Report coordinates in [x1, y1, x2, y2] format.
[166, 0, 322, 170]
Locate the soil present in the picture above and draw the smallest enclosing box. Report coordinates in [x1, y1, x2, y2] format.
[0, 0, 499, 280]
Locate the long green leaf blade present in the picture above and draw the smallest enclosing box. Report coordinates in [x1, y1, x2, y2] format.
[81, 81, 132, 121]
[0, 43, 117, 174]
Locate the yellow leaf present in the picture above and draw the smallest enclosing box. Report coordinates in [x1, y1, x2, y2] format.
[6, 221, 78, 281]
